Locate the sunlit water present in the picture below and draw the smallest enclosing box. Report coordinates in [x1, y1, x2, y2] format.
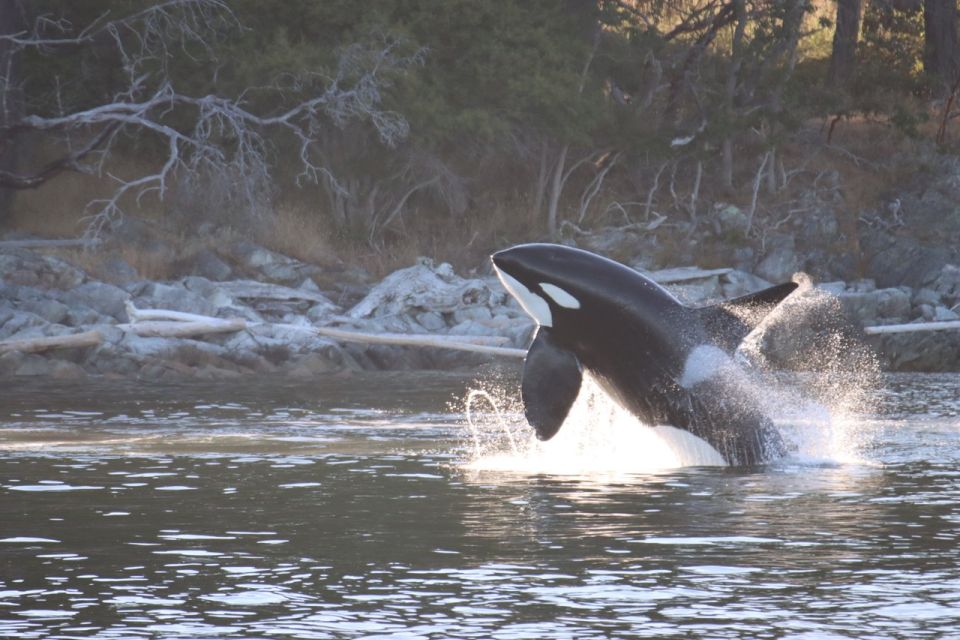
[1, 371, 959, 639]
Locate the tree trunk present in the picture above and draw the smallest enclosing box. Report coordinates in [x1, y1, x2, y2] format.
[828, 0, 862, 86]
[720, 0, 747, 193]
[546, 144, 569, 239]
[923, 0, 959, 92]
[0, 0, 24, 225]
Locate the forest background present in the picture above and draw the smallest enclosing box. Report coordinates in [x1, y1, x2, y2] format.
[1, 0, 958, 280]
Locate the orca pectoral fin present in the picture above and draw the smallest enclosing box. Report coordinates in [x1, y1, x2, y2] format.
[522, 328, 582, 441]
[697, 282, 799, 352]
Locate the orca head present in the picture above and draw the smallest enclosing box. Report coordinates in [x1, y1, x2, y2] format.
[491, 244, 586, 329]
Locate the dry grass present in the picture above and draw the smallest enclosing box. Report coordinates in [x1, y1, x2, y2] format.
[256, 204, 337, 268]
[5, 104, 953, 284]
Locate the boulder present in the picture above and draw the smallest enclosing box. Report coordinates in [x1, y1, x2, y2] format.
[61, 282, 131, 322]
[874, 287, 912, 321]
[132, 282, 217, 317]
[0, 248, 86, 290]
[713, 202, 749, 236]
[0, 310, 48, 340]
[18, 299, 70, 325]
[913, 288, 941, 307]
[721, 270, 774, 298]
[187, 249, 234, 282]
[934, 306, 960, 322]
[666, 276, 723, 304]
[836, 291, 879, 326]
[224, 240, 321, 285]
[755, 236, 801, 283]
[99, 257, 138, 284]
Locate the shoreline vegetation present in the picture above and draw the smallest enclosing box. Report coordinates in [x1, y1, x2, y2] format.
[2, 2, 960, 376]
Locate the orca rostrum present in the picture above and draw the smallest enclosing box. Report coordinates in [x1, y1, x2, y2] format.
[491, 243, 798, 466]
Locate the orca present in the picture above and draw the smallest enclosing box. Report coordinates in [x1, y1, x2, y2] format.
[491, 243, 798, 466]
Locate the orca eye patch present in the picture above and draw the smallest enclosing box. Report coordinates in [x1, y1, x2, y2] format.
[539, 283, 581, 310]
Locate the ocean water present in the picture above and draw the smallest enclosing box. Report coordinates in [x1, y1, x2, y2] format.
[1, 371, 958, 639]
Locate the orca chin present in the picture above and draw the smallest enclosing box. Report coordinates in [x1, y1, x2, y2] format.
[491, 243, 799, 466]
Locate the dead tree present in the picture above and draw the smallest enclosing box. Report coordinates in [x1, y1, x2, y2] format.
[0, 1, 420, 240]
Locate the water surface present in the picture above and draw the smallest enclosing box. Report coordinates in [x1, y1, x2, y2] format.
[1, 372, 959, 639]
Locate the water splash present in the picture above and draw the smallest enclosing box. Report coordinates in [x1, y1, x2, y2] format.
[463, 376, 728, 476]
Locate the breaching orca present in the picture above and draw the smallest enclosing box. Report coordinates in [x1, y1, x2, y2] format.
[491, 243, 798, 466]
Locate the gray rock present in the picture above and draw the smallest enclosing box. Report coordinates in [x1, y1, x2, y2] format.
[755, 236, 801, 283]
[837, 291, 880, 325]
[0, 310, 48, 340]
[0, 350, 26, 376]
[875, 287, 912, 320]
[934, 306, 959, 321]
[721, 270, 774, 298]
[0, 248, 86, 290]
[133, 282, 216, 316]
[848, 279, 876, 293]
[298, 278, 322, 293]
[416, 311, 447, 332]
[64, 305, 106, 327]
[225, 240, 320, 285]
[713, 202, 749, 236]
[862, 229, 952, 289]
[100, 257, 138, 284]
[306, 303, 336, 325]
[181, 277, 235, 310]
[11, 354, 55, 376]
[817, 281, 847, 295]
[913, 288, 941, 307]
[452, 306, 493, 324]
[62, 282, 131, 322]
[189, 249, 234, 282]
[667, 276, 723, 304]
[919, 304, 935, 321]
[19, 299, 70, 325]
[872, 330, 960, 372]
[932, 264, 960, 298]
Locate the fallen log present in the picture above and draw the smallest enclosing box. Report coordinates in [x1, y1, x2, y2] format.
[311, 325, 525, 357]
[864, 320, 960, 335]
[0, 330, 103, 355]
[215, 280, 332, 304]
[118, 319, 247, 338]
[124, 303, 522, 355]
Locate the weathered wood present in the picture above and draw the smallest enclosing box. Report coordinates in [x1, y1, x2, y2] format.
[0, 330, 103, 354]
[312, 325, 523, 356]
[646, 266, 732, 284]
[118, 319, 247, 338]
[124, 301, 221, 324]
[124, 303, 522, 355]
[864, 321, 960, 335]
[215, 280, 332, 304]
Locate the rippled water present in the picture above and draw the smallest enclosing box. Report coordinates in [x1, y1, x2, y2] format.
[1, 372, 959, 639]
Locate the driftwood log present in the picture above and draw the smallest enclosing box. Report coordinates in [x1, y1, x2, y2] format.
[124, 303, 525, 356]
[0, 330, 104, 355]
[863, 321, 960, 335]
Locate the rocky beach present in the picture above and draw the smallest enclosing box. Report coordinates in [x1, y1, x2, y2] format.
[2, 230, 958, 381]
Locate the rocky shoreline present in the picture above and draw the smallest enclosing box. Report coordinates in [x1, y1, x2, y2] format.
[1, 239, 959, 380]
